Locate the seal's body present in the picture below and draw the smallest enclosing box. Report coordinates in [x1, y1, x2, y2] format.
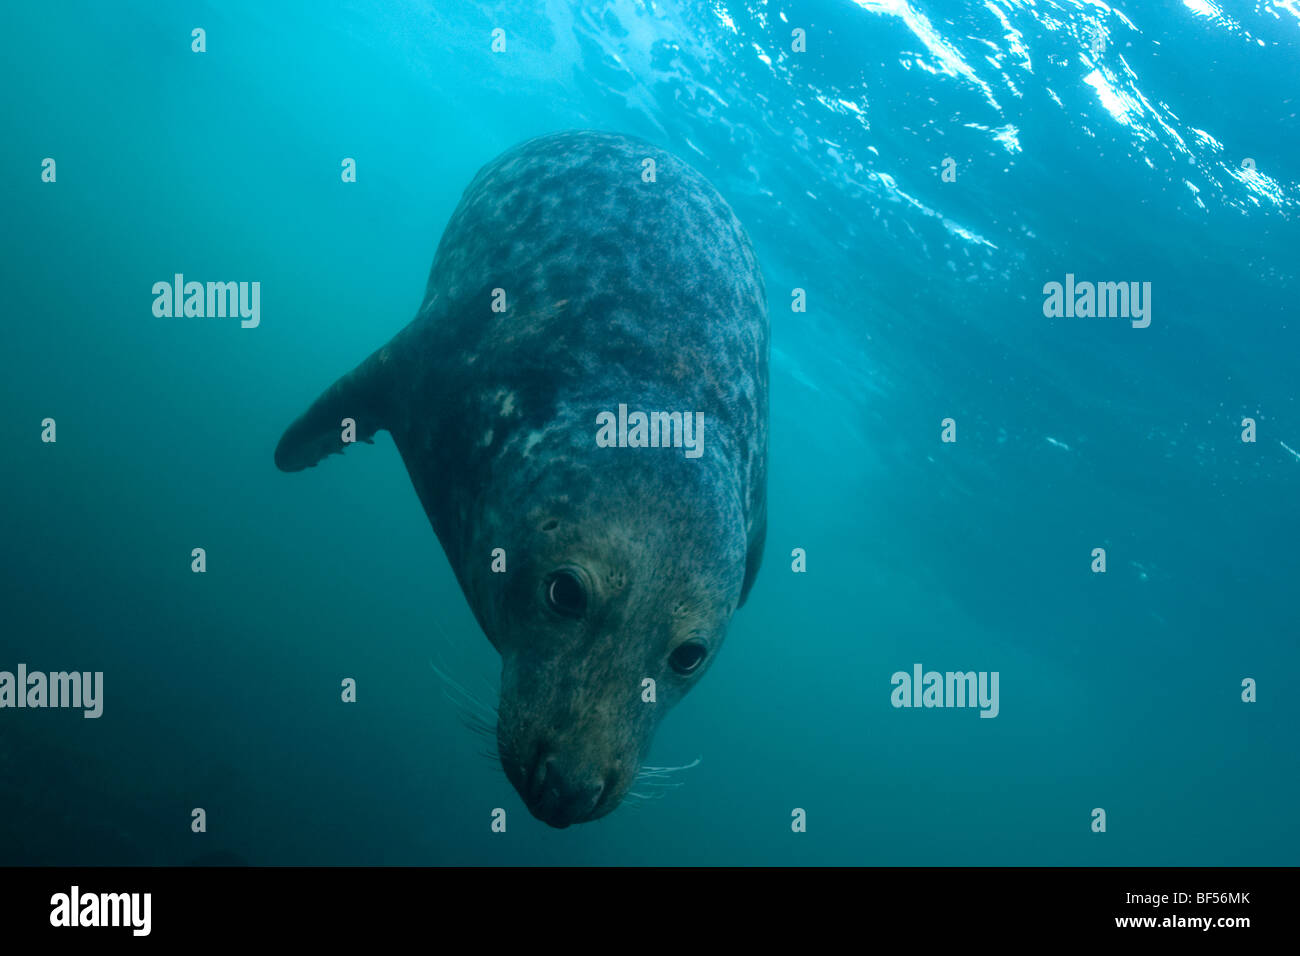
[276, 130, 767, 826]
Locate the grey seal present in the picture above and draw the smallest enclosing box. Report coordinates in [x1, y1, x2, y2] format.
[275, 130, 768, 827]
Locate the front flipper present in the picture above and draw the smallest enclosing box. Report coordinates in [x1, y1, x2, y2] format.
[274, 344, 399, 472]
[738, 516, 766, 608]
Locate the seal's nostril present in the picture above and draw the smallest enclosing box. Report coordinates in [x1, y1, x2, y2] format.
[590, 774, 617, 818]
[583, 781, 606, 819]
[528, 755, 552, 805]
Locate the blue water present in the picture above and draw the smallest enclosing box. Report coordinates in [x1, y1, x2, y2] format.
[2, 0, 1296, 865]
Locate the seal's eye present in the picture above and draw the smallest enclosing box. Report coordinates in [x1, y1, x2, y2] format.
[670, 641, 708, 675]
[545, 570, 587, 618]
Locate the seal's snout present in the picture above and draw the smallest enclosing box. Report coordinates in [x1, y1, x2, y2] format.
[518, 753, 615, 829]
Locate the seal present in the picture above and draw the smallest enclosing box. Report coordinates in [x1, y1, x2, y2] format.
[275, 130, 768, 827]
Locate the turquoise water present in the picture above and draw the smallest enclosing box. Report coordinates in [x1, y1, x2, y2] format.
[2, 0, 1296, 865]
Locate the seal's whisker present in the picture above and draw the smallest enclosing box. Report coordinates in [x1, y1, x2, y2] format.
[474, 671, 500, 701]
[636, 757, 702, 777]
[429, 660, 501, 743]
[429, 659, 505, 772]
[459, 715, 497, 739]
[429, 660, 498, 718]
[616, 795, 647, 814]
[623, 756, 701, 811]
[497, 742, 517, 774]
[445, 693, 496, 732]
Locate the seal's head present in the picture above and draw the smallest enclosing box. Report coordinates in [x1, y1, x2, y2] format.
[478, 465, 747, 828]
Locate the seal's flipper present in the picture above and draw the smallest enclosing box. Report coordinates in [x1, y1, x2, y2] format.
[274, 345, 397, 472]
[738, 518, 766, 608]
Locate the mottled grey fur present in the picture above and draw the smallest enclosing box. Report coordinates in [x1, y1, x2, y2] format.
[276, 130, 768, 826]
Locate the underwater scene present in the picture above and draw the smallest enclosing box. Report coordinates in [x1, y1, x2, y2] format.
[2, 0, 1297, 866]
